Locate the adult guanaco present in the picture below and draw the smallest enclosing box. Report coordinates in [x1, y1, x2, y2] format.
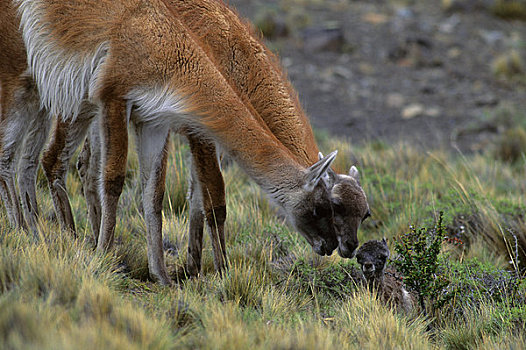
[14, 0, 370, 284]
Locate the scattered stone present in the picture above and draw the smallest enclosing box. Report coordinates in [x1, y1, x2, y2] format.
[479, 30, 505, 46]
[448, 47, 461, 59]
[362, 12, 389, 25]
[475, 94, 499, 107]
[425, 107, 441, 117]
[439, 14, 461, 34]
[333, 65, 353, 79]
[395, 7, 414, 21]
[386, 93, 405, 108]
[281, 57, 293, 68]
[301, 25, 346, 53]
[402, 104, 425, 119]
[388, 36, 437, 68]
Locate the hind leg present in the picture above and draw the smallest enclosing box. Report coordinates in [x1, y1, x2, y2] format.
[0, 114, 25, 229]
[42, 104, 95, 234]
[0, 74, 41, 229]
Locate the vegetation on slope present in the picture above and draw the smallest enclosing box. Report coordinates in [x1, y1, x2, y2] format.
[1, 127, 525, 349]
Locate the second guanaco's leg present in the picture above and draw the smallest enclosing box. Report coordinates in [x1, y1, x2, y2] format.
[41, 105, 96, 234]
[17, 104, 50, 231]
[77, 122, 102, 243]
[135, 123, 171, 285]
[186, 134, 226, 277]
[0, 74, 43, 230]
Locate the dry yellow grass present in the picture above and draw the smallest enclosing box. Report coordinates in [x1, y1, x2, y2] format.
[0, 132, 525, 349]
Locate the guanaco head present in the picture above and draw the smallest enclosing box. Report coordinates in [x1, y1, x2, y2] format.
[319, 153, 370, 258]
[285, 151, 339, 256]
[356, 238, 390, 281]
[289, 151, 370, 257]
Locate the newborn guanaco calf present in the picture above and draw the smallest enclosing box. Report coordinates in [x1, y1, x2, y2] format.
[356, 239, 415, 313]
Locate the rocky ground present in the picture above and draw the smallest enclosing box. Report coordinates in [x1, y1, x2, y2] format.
[228, 0, 526, 153]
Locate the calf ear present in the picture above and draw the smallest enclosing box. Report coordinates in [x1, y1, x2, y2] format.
[349, 165, 360, 183]
[304, 150, 338, 191]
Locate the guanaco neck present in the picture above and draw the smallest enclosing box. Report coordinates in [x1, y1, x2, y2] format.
[162, 0, 320, 167]
[188, 95, 305, 204]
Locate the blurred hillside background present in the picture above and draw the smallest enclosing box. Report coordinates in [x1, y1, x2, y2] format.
[229, 0, 526, 154]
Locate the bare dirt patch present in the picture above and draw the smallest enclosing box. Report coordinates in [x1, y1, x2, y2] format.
[228, 0, 526, 152]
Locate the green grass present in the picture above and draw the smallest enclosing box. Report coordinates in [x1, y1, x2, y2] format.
[1, 132, 525, 349]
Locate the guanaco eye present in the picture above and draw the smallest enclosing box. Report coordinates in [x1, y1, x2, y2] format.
[362, 210, 371, 223]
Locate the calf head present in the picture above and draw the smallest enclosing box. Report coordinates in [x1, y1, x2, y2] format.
[356, 238, 390, 281]
[320, 153, 370, 258]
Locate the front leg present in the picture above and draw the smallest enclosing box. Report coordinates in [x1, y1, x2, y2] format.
[96, 99, 128, 252]
[186, 134, 226, 277]
[77, 122, 102, 243]
[135, 123, 171, 285]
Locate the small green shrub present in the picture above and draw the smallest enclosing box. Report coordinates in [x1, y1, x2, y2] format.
[393, 212, 454, 314]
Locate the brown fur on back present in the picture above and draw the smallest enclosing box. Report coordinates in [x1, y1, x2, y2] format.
[22, 0, 297, 173]
[38, 0, 135, 53]
[165, 0, 318, 166]
[0, 0, 27, 113]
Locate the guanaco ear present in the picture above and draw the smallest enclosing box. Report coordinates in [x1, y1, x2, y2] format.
[349, 165, 360, 184]
[318, 152, 336, 187]
[304, 150, 338, 191]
